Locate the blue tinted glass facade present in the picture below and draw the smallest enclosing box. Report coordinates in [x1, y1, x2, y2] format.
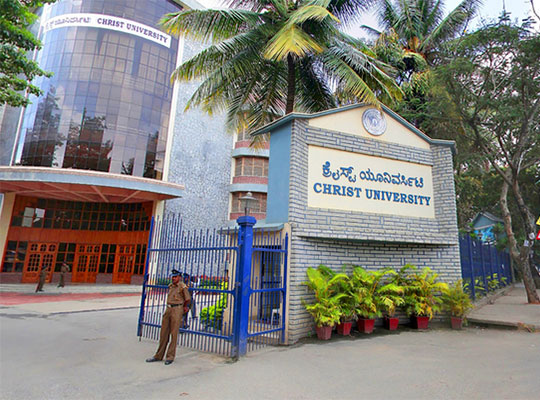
[16, 0, 181, 179]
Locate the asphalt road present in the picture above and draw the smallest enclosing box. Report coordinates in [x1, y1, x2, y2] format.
[1, 306, 539, 400]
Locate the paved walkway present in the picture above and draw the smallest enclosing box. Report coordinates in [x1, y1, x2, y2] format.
[0, 283, 142, 314]
[468, 284, 540, 331]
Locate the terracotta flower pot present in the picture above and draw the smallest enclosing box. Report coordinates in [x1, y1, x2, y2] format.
[411, 315, 430, 329]
[316, 325, 333, 340]
[337, 321, 352, 335]
[357, 317, 375, 334]
[450, 316, 463, 329]
[384, 316, 399, 331]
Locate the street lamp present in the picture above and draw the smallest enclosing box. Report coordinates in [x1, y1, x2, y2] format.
[239, 192, 257, 217]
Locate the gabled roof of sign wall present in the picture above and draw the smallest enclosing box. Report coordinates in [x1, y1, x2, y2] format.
[250, 103, 456, 152]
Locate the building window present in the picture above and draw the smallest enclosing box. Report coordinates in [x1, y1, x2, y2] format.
[1, 241, 27, 272]
[54, 243, 76, 271]
[134, 244, 147, 275]
[231, 192, 267, 214]
[99, 244, 117, 274]
[11, 197, 151, 232]
[235, 157, 268, 178]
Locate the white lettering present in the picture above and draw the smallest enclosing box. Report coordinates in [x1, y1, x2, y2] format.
[43, 13, 171, 48]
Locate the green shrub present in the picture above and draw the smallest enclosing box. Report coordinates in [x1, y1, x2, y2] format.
[302, 265, 347, 327]
[199, 281, 229, 330]
[442, 279, 474, 318]
[400, 265, 448, 320]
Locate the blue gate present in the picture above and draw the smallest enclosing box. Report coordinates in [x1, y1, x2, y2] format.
[459, 235, 512, 300]
[137, 215, 287, 357]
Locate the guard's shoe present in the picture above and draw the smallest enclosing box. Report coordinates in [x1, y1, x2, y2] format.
[164, 360, 173, 365]
[146, 357, 160, 363]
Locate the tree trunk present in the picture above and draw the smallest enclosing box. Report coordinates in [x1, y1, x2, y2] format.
[285, 54, 295, 114]
[510, 175, 540, 289]
[500, 181, 540, 303]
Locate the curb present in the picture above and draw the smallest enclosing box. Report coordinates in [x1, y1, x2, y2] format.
[49, 305, 141, 315]
[466, 317, 539, 332]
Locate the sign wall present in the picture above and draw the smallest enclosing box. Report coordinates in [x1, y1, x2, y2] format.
[307, 145, 435, 219]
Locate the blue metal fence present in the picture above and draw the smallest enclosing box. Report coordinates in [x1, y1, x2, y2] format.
[137, 215, 287, 358]
[459, 235, 512, 300]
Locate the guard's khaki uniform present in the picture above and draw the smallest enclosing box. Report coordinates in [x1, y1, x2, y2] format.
[153, 282, 191, 361]
[35, 268, 47, 292]
[58, 263, 69, 287]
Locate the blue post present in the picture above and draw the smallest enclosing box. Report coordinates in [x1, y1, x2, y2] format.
[137, 217, 155, 337]
[233, 215, 256, 358]
[479, 239, 488, 293]
[467, 235, 476, 301]
[281, 233, 288, 344]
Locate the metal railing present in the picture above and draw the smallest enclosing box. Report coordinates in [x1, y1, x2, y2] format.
[459, 235, 512, 300]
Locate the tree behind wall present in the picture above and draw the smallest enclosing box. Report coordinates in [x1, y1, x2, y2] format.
[0, 0, 56, 107]
[435, 18, 540, 303]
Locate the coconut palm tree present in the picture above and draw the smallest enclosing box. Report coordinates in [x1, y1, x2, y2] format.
[160, 0, 402, 132]
[364, 0, 483, 81]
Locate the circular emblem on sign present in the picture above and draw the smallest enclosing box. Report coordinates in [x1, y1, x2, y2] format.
[362, 108, 386, 136]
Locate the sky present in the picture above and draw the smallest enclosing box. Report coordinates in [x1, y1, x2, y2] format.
[196, 0, 539, 36]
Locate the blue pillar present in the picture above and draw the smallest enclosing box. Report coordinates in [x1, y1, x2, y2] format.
[467, 235, 476, 301]
[137, 217, 155, 337]
[233, 215, 256, 357]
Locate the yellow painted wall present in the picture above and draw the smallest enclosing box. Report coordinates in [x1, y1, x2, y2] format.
[308, 106, 430, 149]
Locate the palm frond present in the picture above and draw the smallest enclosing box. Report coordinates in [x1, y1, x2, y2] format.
[360, 24, 382, 38]
[377, 0, 400, 31]
[263, 23, 326, 60]
[422, 0, 482, 53]
[288, 4, 340, 25]
[160, 9, 262, 42]
[327, 0, 376, 27]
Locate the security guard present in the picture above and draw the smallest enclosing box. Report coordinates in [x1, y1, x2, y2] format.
[146, 269, 191, 365]
[35, 266, 48, 292]
[58, 263, 70, 288]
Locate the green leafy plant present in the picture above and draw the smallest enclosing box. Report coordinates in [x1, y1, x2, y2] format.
[487, 273, 507, 292]
[473, 277, 486, 297]
[442, 279, 474, 318]
[350, 266, 403, 319]
[401, 265, 448, 320]
[378, 271, 405, 318]
[199, 281, 228, 330]
[302, 265, 347, 327]
[317, 265, 356, 323]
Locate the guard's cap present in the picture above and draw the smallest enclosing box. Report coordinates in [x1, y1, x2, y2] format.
[171, 269, 181, 277]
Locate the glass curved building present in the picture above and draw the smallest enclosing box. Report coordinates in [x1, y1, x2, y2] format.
[17, 0, 181, 178]
[0, 0, 204, 284]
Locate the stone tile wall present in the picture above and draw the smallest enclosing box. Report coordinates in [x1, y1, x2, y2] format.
[285, 119, 460, 342]
[163, 38, 232, 231]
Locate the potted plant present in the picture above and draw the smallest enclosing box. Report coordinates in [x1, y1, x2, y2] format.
[378, 270, 405, 331]
[317, 265, 358, 335]
[350, 266, 392, 334]
[336, 272, 357, 335]
[401, 265, 448, 329]
[442, 279, 474, 329]
[303, 265, 347, 340]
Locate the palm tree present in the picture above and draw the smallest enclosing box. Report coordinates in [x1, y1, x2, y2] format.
[364, 0, 483, 81]
[160, 0, 401, 132]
